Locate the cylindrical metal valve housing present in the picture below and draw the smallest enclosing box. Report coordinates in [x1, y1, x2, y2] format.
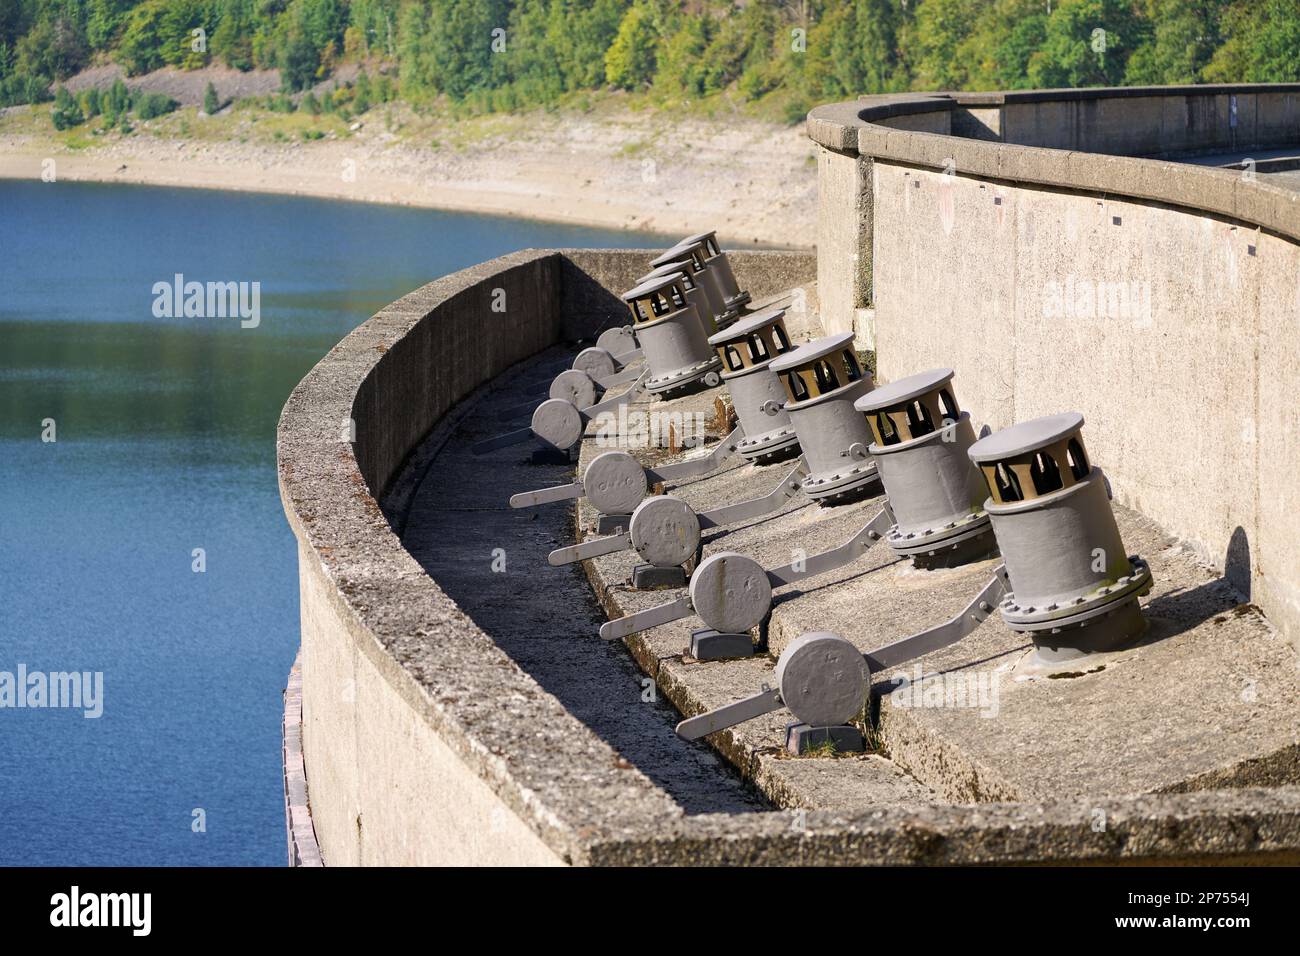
[641, 249, 732, 333]
[768, 333, 878, 504]
[708, 307, 800, 463]
[855, 368, 994, 564]
[621, 273, 722, 396]
[673, 231, 749, 314]
[650, 241, 732, 328]
[968, 413, 1153, 663]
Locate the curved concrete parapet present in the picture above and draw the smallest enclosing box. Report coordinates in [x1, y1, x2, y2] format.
[279, 246, 1300, 865]
[807, 84, 1300, 652]
[277, 249, 815, 865]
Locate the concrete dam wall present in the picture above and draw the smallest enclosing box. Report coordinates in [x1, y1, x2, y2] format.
[277, 84, 1300, 865]
[808, 83, 1300, 654]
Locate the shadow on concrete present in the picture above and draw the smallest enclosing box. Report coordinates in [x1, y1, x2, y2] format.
[1141, 526, 1255, 645]
[392, 354, 769, 816]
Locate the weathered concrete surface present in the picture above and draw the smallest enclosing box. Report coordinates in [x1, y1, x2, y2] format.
[397, 346, 769, 816]
[815, 147, 873, 338]
[281, 247, 1300, 864]
[807, 85, 1300, 651]
[575, 374, 1300, 814]
[871, 161, 1300, 652]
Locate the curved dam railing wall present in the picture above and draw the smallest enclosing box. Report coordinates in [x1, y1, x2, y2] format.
[808, 84, 1300, 652]
[277, 248, 816, 865]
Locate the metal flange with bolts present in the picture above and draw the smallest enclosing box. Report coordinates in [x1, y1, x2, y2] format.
[546, 457, 811, 570]
[768, 332, 881, 504]
[708, 306, 802, 464]
[675, 567, 1009, 754]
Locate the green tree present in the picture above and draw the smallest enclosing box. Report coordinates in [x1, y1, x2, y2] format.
[116, 1, 167, 75]
[280, 32, 319, 91]
[51, 84, 84, 129]
[1203, 0, 1300, 83]
[105, 76, 129, 121]
[1028, 0, 1151, 88]
[204, 80, 220, 113]
[605, 2, 658, 90]
[1125, 0, 1229, 84]
[211, 0, 256, 71]
[906, 0, 980, 90]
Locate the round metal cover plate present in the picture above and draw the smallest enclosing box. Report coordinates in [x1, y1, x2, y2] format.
[572, 347, 617, 381]
[531, 399, 584, 451]
[549, 369, 597, 409]
[689, 552, 772, 634]
[629, 496, 701, 568]
[595, 326, 636, 356]
[584, 452, 648, 516]
[775, 632, 870, 728]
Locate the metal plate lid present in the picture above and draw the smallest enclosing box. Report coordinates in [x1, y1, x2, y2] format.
[968, 412, 1085, 462]
[707, 306, 787, 346]
[768, 331, 856, 374]
[855, 368, 954, 413]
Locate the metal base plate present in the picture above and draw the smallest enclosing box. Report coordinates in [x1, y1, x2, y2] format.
[688, 629, 754, 661]
[1014, 597, 1151, 669]
[631, 563, 687, 590]
[646, 358, 723, 395]
[594, 513, 631, 534]
[785, 723, 864, 756]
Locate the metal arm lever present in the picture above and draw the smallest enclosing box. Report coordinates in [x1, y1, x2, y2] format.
[509, 482, 583, 509]
[581, 371, 648, 417]
[548, 532, 632, 566]
[646, 426, 745, 483]
[675, 687, 784, 741]
[764, 503, 894, 587]
[599, 596, 692, 641]
[696, 459, 808, 530]
[864, 566, 1009, 671]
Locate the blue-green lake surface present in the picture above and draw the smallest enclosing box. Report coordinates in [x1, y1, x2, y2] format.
[0, 180, 663, 865]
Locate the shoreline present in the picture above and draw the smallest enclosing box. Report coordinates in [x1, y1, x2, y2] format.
[0, 107, 817, 247]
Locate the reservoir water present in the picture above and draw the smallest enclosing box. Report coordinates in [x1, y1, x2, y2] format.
[0, 180, 663, 865]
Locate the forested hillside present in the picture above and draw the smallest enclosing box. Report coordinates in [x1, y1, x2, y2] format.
[3, 0, 1299, 119]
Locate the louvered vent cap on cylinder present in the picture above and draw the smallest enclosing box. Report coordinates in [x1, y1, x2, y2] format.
[968, 412, 1153, 669]
[855, 368, 994, 563]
